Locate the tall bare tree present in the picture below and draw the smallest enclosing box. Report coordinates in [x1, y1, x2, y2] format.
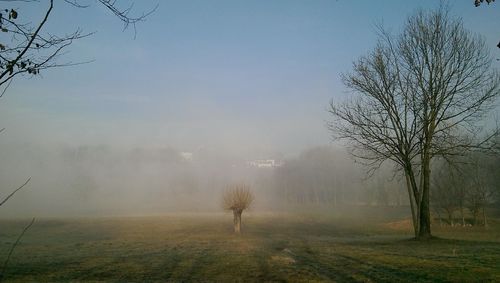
[328, 7, 499, 239]
[222, 184, 254, 234]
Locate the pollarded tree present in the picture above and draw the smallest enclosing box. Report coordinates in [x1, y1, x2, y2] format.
[328, 7, 499, 239]
[223, 184, 254, 234]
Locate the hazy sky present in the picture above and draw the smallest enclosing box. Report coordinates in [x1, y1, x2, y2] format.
[1, 0, 499, 156]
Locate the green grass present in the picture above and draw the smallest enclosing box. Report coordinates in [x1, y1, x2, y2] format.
[1, 212, 499, 282]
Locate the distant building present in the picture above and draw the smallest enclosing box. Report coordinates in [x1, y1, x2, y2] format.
[248, 159, 283, 168]
[180, 152, 193, 161]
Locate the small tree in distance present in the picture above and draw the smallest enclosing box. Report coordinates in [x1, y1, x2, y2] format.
[223, 184, 254, 234]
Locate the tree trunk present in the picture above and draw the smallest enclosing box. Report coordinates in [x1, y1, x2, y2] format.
[436, 210, 443, 227]
[233, 209, 242, 233]
[460, 207, 465, 227]
[334, 187, 337, 207]
[405, 173, 418, 237]
[447, 210, 453, 226]
[418, 156, 432, 239]
[483, 208, 488, 228]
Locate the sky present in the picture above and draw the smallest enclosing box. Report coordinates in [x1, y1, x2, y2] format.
[0, 0, 499, 157]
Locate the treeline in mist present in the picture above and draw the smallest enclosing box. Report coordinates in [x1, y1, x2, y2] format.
[0, 143, 412, 217]
[431, 153, 500, 227]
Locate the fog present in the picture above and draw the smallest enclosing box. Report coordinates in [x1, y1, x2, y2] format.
[0, 141, 405, 218]
[1, 0, 496, 221]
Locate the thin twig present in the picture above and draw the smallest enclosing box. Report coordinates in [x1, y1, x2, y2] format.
[0, 177, 31, 207]
[0, 218, 35, 282]
[0, 78, 13, 98]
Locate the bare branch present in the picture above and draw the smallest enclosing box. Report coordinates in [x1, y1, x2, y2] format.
[0, 78, 13, 98]
[0, 0, 54, 85]
[0, 177, 31, 207]
[0, 0, 155, 92]
[0, 217, 35, 282]
[97, 0, 158, 33]
[63, 0, 158, 38]
[222, 184, 254, 211]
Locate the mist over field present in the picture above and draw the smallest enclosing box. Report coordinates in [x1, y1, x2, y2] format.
[0, 141, 403, 217]
[0, 0, 497, 221]
[1, 1, 500, 281]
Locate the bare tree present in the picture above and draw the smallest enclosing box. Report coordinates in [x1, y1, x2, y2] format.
[465, 156, 495, 226]
[273, 146, 361, 207]
[431, 162, 465, 226]
[222, 184, 254, 234]
[328, 7, 499, 239]
[490, 149, 500, 207]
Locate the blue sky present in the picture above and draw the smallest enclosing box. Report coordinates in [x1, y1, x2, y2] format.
[1, 0, 499, 157]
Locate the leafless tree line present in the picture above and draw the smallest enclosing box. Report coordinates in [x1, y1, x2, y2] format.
[432, 153, 499, 227]
[272, 146, 405, 207]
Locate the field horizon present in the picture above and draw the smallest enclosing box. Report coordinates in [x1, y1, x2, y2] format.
[1, 209, 499, 282]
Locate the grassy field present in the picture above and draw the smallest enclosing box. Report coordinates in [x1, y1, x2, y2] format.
[1, 210, 499, 282]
